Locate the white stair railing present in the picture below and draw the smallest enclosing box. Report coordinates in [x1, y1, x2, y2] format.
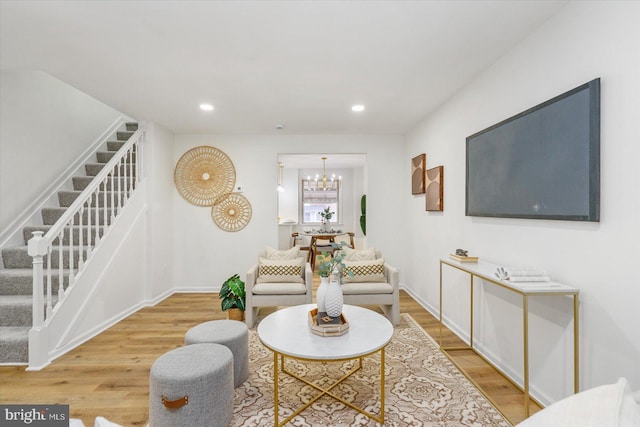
[27, 123, 145, 367]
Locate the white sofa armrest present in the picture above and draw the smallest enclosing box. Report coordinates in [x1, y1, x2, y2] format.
[384, 263, 399, 289]
[245, 263, 259, 293]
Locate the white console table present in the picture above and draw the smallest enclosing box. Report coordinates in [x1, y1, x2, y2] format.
[439, 258, 579, 420]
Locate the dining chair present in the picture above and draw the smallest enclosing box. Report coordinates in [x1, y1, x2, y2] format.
[309, 235, 334, 272]
[291, 232, 310, 259]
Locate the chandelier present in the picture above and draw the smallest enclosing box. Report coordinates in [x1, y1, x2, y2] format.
[305, 157, 341, 191]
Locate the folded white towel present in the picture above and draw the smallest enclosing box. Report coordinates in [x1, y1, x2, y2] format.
[509, 276, 551, 282]
[507, 268, 548, 277]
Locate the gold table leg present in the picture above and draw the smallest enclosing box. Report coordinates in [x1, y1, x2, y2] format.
[271, 349, 386, 426]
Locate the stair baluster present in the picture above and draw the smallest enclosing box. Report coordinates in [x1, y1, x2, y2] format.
[46, 243, 52, 319]
[78, 204, 84, 269]
[98, 177, 110, 231]
[116, 159, 122, 215]
[68, 219, 74, 287]
[57, 229, 65, 300]
[87, 192, 93, 249]
[94, 187, 101, 246]
[129, 147, 134, 195]
[111, 168, 116, 223]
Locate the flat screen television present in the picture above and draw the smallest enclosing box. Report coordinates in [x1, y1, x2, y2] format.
[465, 78, 600, 222]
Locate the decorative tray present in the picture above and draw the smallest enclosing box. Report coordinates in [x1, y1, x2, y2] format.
[308, 308, 349, 337]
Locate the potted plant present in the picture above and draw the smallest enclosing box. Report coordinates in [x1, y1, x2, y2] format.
[219, 274, 246, 321]
[319, 206, 334, 232]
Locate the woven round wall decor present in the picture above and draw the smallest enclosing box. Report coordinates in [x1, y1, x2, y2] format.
[174, 146, 236, 206]
[211, 193, 252, 232]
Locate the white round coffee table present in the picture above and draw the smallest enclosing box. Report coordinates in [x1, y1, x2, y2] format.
[257, 304, 394, 426]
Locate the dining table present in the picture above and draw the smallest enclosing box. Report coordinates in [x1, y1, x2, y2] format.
[301, 230, 354, 271]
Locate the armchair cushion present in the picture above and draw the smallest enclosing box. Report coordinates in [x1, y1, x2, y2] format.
[252, 282, 308, 295]
[265, 246, 300, 260]
[257, 257, 305, 283]
[341, 282, 393, 294]
[342, 258, 386, 283]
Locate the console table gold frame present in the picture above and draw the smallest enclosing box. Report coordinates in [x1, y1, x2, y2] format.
[439, 258, 579, 420]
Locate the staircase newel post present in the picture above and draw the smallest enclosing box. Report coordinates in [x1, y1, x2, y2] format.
[27, 231, 45, 328]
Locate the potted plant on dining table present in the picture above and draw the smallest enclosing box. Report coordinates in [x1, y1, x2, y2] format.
[320, 206, 334, 232]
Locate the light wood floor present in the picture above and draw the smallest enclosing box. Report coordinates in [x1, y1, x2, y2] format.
[0, 280, 540, 426]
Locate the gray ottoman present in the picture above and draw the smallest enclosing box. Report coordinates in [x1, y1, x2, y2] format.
[149, 343, 233, 427]
[185, 320, 249, 388]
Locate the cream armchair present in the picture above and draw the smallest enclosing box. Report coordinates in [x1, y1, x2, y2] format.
[340, 250, 400, 326]
[245, 250, 313, 328]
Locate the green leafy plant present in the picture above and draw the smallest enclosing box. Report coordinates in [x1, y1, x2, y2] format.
[320, 206, 334, 223]
[360, 194, 366, 236]
[317, 242, 355, 280]
[219, 274, 246, 311]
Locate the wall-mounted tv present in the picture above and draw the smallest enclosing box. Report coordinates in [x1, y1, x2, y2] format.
[466, 78, 600, 222]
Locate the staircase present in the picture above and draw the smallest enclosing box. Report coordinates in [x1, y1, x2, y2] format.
[0, 122, 139, 364]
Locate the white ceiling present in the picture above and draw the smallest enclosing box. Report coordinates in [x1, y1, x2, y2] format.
[0, 0, 567, 135]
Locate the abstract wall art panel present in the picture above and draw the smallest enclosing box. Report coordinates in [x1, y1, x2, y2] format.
[426, 166, 444, 211]
[411, 154, 426, 195]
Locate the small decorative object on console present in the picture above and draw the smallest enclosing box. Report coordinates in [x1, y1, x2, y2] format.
[495, 267, 509, 280]
[450, 249, 479, 263]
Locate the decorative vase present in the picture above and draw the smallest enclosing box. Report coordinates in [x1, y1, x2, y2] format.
[322, 221, 330, 232]
[324, 278, 343, 318]
[316, 276, 329, 313]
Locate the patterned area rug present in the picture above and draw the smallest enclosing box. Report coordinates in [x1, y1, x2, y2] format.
[232, 313, 512, 426]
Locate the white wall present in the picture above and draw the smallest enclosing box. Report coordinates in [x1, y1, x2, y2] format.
[0, 70, 122, 231]
[172, 134, 404, 293]
[404, 1, 640, 405]
[143, 122, 175, 299]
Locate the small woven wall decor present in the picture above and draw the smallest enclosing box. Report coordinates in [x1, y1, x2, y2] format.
[211, 193, 252, 232]
[174, 146, 236, 206]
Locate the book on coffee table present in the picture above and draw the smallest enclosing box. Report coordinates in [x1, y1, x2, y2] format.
[308, 308, 349, 336]
[316, 312, 344, 326]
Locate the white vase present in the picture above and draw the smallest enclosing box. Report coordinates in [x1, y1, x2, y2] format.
[324, 278, 343, 318]
[322, 221, 330, 232]
[316, 276, 329, 313]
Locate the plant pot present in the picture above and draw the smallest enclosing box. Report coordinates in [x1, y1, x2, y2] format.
[227, 308, 245, 321]
[316, 276, 329, 312]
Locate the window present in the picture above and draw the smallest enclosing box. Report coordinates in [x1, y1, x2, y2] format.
[301, 179, 339, 224]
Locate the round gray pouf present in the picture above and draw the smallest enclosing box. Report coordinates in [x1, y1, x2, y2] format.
[185, 320, 249, 388]
[149, 343, 233, 427]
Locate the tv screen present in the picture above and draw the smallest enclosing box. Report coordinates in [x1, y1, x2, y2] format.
[466, 78, 600, 222]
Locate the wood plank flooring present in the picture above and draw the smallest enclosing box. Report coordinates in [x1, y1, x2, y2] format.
[0, 283, 540, 426]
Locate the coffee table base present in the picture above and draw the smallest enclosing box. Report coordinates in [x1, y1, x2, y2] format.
[272, 347, 386, 426]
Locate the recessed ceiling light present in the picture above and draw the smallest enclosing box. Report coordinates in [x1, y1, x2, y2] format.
[199, 103, 214, 111]
[351, 104, 365, 112]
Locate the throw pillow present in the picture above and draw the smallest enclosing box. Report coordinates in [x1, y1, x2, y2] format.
[257, 257, 305, 283]
[265, 246, 300, 260]
[342, 258, 385, 283]
[340, 246, 376, 261]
